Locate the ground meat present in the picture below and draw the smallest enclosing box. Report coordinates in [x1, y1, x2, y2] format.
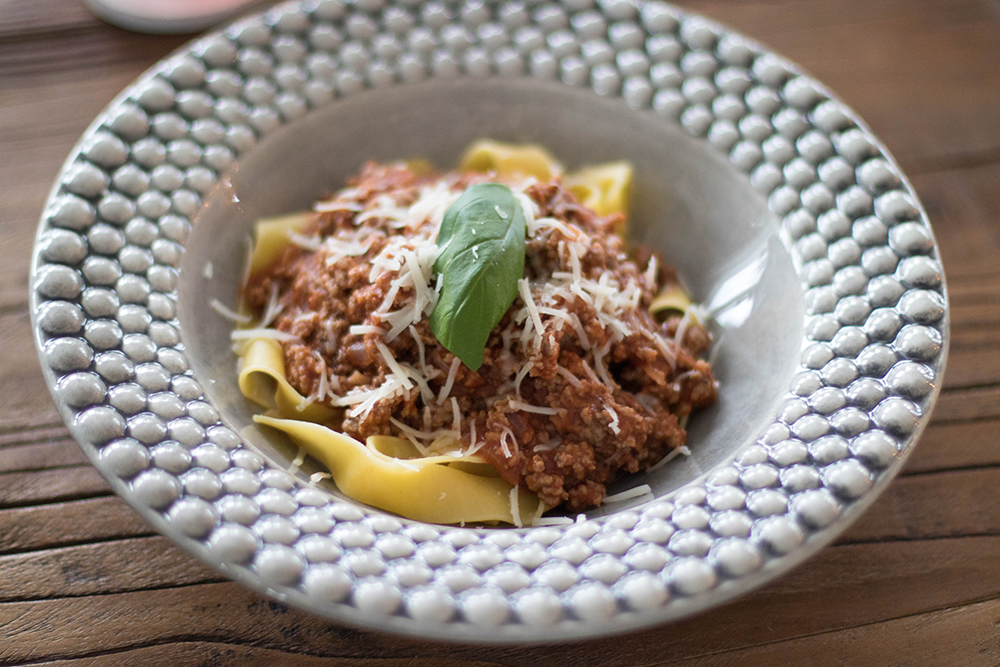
[244, 161, 717, 512]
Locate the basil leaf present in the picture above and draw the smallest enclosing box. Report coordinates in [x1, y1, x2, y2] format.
[430, 183, 526, 371]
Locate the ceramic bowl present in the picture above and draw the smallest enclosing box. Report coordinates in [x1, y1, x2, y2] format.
[31, 0, 948, 642]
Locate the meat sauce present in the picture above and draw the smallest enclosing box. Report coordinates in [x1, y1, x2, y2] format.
[244, 162, 716, 511]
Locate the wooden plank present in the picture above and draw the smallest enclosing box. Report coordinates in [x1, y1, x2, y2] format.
[942, 345, 1000, 390]
[948, 272, 1000, 303]
[0, 535, 219, 602]
[950, 325, 1000, 349]
[0, 439, 87, 474]
[905, 418, 1000, 473]
[21, 595, 1000, 667]
[932, 385, 1000, 423]
[0, 310, 64, 431]
[0, 466, 110, 508]
[951, 302, 1000, 330]
[0, 496, 151, 555]
[2, 537, 1000, 664]
[0, 424, 72, 447]
[667, 595, 1000, 667]
[840, 467, 1000, 543]
[0, 24, 190, 81]
[0, 0, 103, 36]
[33, 645, 488, 667]
[908, 164, 1000, 282]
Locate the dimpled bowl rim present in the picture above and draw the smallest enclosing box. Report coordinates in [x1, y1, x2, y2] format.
[30, 0, 948, 643]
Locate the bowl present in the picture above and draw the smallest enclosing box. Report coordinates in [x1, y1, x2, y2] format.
[30, 0, 948, 642]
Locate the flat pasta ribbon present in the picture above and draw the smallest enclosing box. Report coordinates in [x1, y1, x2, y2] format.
[459, 139, 563, 181]
[257, 415, 544, 525]
[459, 140, 632, 221]
[238, 338, 337, 423]
[563, 161, 633, 218]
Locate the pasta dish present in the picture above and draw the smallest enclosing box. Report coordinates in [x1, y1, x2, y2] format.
[229, 142, 716, 525]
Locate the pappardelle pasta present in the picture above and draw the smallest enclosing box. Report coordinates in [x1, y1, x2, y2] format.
[232, 141, 716, 526]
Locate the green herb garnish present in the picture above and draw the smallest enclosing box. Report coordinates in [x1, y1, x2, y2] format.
[429, 183, 526, 371]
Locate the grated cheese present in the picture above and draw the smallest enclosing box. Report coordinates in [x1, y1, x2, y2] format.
[350, 325, 388, 336]
[288, 231, 323, 251]
[510, 399, 561, 416]
[580, 358, 601, 385]
[499, 425, 518, 459]
[202, 261, 214, 280]
[211, 299, 252, 324]
[509, 486, 523, 527]
[556, 366, 582, 387]
[644, 255, 658, 286]
[606, 404, 621, 435]
[513, 359, 533, 399]
[603, 484, 653, 504]
[646, 445, 692, 472]
[518, 279, 545, 348]
[451, 397, 461, 433]
[375, 340, 414, 391]
[438, 357, 461, 403]
[390, 416, 459, 442]
[259, 281, 284, 328]
[314, 200, 363, 213]
[532, 516, 574, 526]
[533, 435, 562, 452]
[230, 328, 302, 343]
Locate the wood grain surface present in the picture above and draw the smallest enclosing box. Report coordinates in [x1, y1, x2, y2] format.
[2, 0, 999, 664]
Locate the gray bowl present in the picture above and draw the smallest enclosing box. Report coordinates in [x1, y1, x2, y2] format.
[30, 0, 948, 642]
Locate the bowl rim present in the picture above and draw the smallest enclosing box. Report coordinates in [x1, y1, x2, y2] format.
[29, 0, 949, 643]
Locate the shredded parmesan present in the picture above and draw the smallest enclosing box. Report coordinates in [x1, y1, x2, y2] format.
[315, 200, 363, 213]
[603, 484, 653, 504]
[211, 299, 251, 324]
[390, 417, 459, 442]
[646, 445, 692, 472]
[290, 446, 306, 470]
[510, 399, 561, 416]
[438, 357, 461, 403]
[606, 404, 621, 435]
[350, 325, 388, 336]
[513, 359, 532, 398]
[202, 261, 214, 280]
[519, 279, 545, 347]
[288, 231, 323, 251]
[644, 255, 658, 286]
[580, 358, 601, 385]
[450, 397, 461, 433]
[259, 281, 284, 328]
[310, 471, 332, 483]
[375, 340, 414, 390]
[533, 436, 562, 452]
[532, 516, 574, 526]
[556, 366, 581, 387]
[509, 486, 523, 527]
[499, 425, 517, 459]
[230, 328, 302, 343]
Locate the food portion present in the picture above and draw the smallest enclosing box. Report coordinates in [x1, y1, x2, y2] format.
[234, 143, 716, 524]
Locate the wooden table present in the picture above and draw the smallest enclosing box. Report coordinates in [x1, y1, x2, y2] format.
[2, 0, 999, 664]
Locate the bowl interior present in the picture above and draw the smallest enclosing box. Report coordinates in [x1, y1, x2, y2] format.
[177, 77, 804, 519]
